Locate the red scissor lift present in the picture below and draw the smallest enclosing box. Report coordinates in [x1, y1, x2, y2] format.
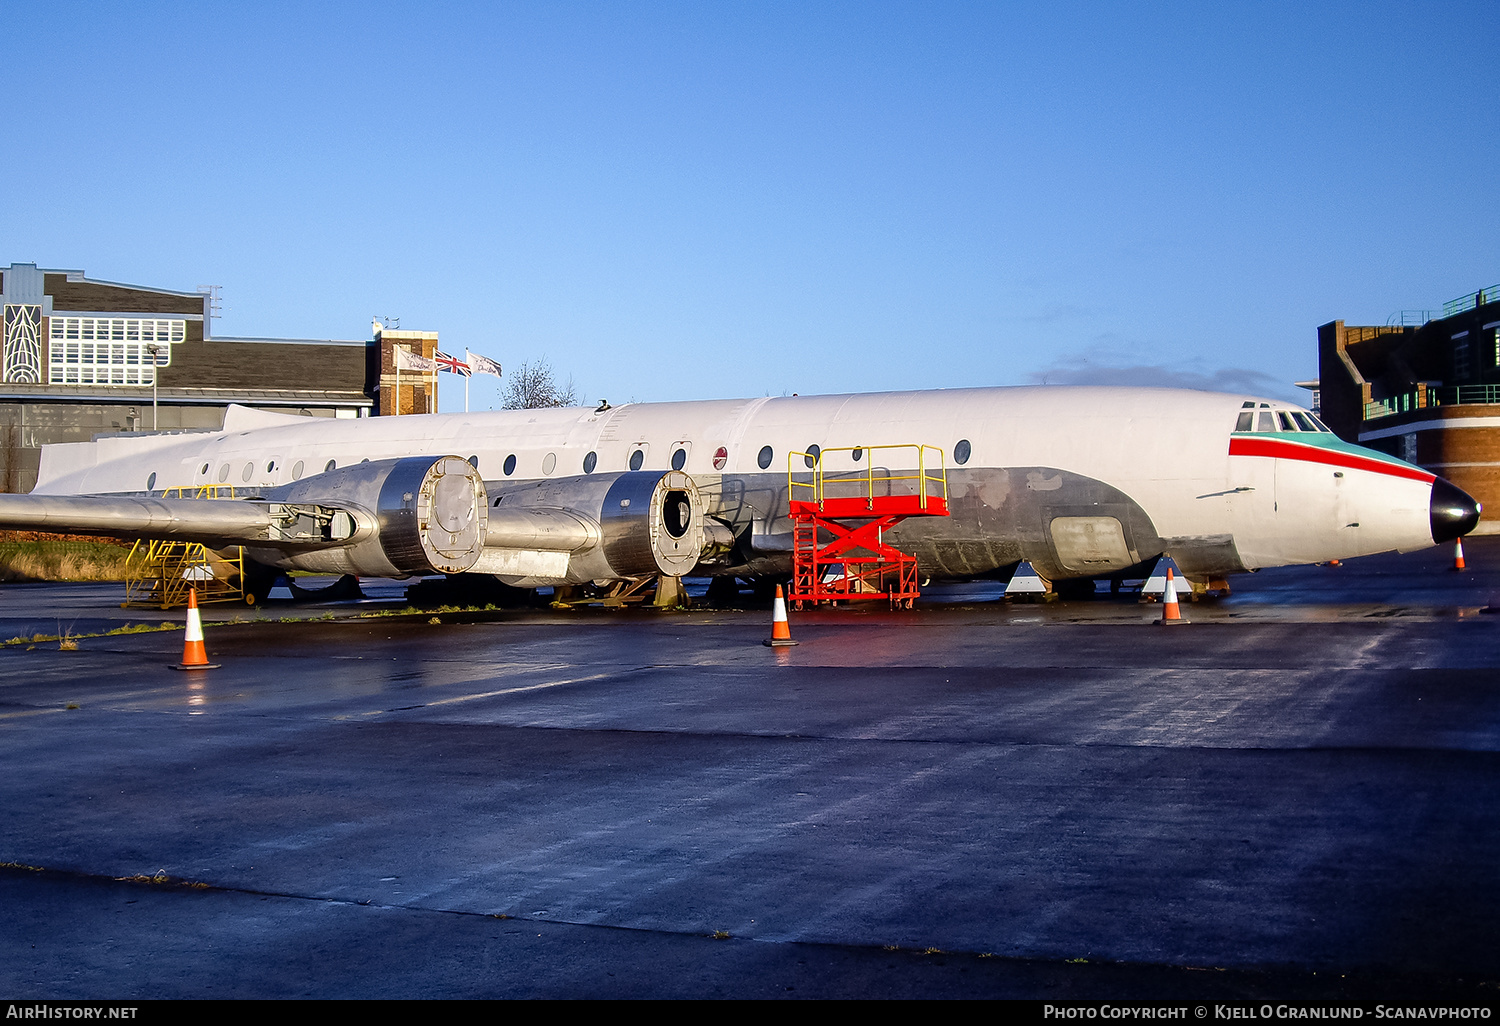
[787, 445, 950, 610]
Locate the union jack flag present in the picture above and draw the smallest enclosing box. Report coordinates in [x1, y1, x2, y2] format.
[434, 350, 471, 376]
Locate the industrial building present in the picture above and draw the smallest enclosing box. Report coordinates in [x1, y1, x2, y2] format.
[0, 263, 438, 492]
[1317, 283, 1500, 532]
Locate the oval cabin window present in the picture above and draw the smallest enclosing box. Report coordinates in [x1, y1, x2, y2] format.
[954, 439, 972, 466]
[757, 445, 773, 469]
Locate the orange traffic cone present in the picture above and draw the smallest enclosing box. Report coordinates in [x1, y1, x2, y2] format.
[764, 584, 799, 647]
[172, 587, 221, 670]
[1452, 538, 1466, 571]
[1157, 567, 1187, 626]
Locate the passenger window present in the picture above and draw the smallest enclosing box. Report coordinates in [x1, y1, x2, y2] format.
[671, 448, 687, 471]
[325, 459, 337, 473]
[292, 461, 304, 480]
[629, 449, 644, 471]
[1235, 412, 1253, 432]
[542, 452, 557, 475]
[242, 462, 254, 482]
[198, 463, 209, 475]
[467, 455, 479, 469]
[146, 472, 157, 491]
[583, 451, 597, 474]
[757, 445, 773, 469]
[219, 464, 231, 482]
[503, 454, 517, 476]
[804, 444, 821, 469]
[953, 439, 971, 465]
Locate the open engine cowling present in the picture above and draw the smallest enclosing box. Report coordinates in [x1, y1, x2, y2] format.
[246, 455, 488, 577]
[473, 469, 725, 585]
[599, 469, 705, 578]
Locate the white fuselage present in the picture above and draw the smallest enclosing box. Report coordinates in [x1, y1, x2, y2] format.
[30, 385, 1447, 583]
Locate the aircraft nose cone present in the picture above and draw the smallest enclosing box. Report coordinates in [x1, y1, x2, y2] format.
[1431, 477, 1481, 543]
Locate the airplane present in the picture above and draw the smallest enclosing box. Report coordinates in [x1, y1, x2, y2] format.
[0, 385, 1481, 601]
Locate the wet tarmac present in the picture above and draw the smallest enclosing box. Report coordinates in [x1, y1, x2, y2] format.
[3, 541, 1500, 999]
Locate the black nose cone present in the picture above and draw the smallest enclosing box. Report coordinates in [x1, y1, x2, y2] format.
[1431, 477, 1481, 543]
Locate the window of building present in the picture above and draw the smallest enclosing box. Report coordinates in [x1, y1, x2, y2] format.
[47, 317, 185, 385]
[1454, 339, 1471, 380]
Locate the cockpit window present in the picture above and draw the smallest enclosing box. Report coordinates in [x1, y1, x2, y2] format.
[1307, 414, 1331, 432]
[1257, 412, 1275, 432]
[1277, 412, 1296, 431]
[1291, 412, 1317, 432]
[1235, 412, 1253, 432]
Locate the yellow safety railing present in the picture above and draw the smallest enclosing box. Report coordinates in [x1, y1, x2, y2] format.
[787, 444, 948, 511]
[121, 483, 247, 609]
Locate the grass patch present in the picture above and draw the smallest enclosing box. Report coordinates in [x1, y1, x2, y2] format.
[1, 622, 180, 649]
[0, 540, 133, 582]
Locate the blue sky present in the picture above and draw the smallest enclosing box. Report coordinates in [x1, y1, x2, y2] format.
[5, 2, 1496, 411]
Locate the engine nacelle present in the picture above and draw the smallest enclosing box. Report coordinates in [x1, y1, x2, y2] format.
[475, 470, 716, 585]
[246, 455, 488, 577]
[599, 470, 705, 578]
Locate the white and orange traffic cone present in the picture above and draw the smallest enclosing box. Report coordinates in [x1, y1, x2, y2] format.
[1452, 538, 1466, 572]
[172, 587, 221, 670]
[1157, 567, 1187, 626]
[764, 584, 799, 647]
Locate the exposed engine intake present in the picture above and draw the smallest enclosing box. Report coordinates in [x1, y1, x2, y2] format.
[473, 470, 721, 585]
[600, 469, 706, 577]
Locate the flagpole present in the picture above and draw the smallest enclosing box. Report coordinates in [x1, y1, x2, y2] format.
[395, 358, 401, 416]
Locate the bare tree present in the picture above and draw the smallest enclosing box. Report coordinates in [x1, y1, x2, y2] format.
[501, 358, 578, 409]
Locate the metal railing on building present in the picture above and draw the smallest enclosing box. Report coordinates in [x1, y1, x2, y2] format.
[1443, 285, 1500, 318]
[1363, 383, 1500, 421]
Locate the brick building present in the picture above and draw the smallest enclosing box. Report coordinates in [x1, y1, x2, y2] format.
[0, 263, 437, 492]
[1318, 283, 1500, 533]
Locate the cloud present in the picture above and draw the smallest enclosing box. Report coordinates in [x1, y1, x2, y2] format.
[1027, 357, 1304, 402]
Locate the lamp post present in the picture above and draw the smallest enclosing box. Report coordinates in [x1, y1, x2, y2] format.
[146, 344, 161, 430]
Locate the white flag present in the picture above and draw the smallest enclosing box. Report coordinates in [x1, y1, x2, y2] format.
[466, 350, 502, 378]
[394, 347, 437, 373]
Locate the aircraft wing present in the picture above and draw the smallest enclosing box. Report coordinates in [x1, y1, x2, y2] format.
[0, 493, 276, 546]
[1, 455, 491, 578]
